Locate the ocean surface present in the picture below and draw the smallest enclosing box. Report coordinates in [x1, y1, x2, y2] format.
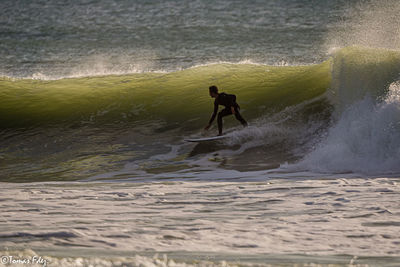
[1, 0, 400, 266]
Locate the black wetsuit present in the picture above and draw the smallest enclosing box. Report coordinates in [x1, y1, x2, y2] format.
[209, 92, 247, 135]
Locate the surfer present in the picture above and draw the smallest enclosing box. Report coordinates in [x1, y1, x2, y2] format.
[204, 85, 248, 136]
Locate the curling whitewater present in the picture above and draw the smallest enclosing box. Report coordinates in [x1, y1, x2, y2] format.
[1, 46, 400, 181]
[295, 82, 400, 175]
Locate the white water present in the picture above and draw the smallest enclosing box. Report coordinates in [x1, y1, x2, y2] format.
[1, 177, 399, 266]
[300, 90, 400, 174]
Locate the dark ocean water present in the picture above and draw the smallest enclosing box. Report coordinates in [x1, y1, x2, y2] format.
[1, 0, 353, 78]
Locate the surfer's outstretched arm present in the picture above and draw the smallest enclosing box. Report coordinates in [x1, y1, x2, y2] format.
[205, 101, 219, 130]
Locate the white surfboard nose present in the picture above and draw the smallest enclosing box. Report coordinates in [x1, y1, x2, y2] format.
[185, 135, 227, 142]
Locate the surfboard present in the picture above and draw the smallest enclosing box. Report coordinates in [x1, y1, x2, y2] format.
[185, 135, 227, 142]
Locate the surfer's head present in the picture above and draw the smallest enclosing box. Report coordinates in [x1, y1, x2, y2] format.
[209, 85, 219, 98]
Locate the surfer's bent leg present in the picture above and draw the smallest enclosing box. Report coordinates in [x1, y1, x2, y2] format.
[234, 106, 248, 127]
[217, 108, 232, 135]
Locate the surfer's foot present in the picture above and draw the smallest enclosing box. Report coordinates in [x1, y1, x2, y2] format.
[218, 133, 223, 136]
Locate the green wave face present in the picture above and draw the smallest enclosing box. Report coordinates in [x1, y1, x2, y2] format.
[2, 46, 400, 130]
[2, 46, 400, 181]
[0, 61, 331, 129]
